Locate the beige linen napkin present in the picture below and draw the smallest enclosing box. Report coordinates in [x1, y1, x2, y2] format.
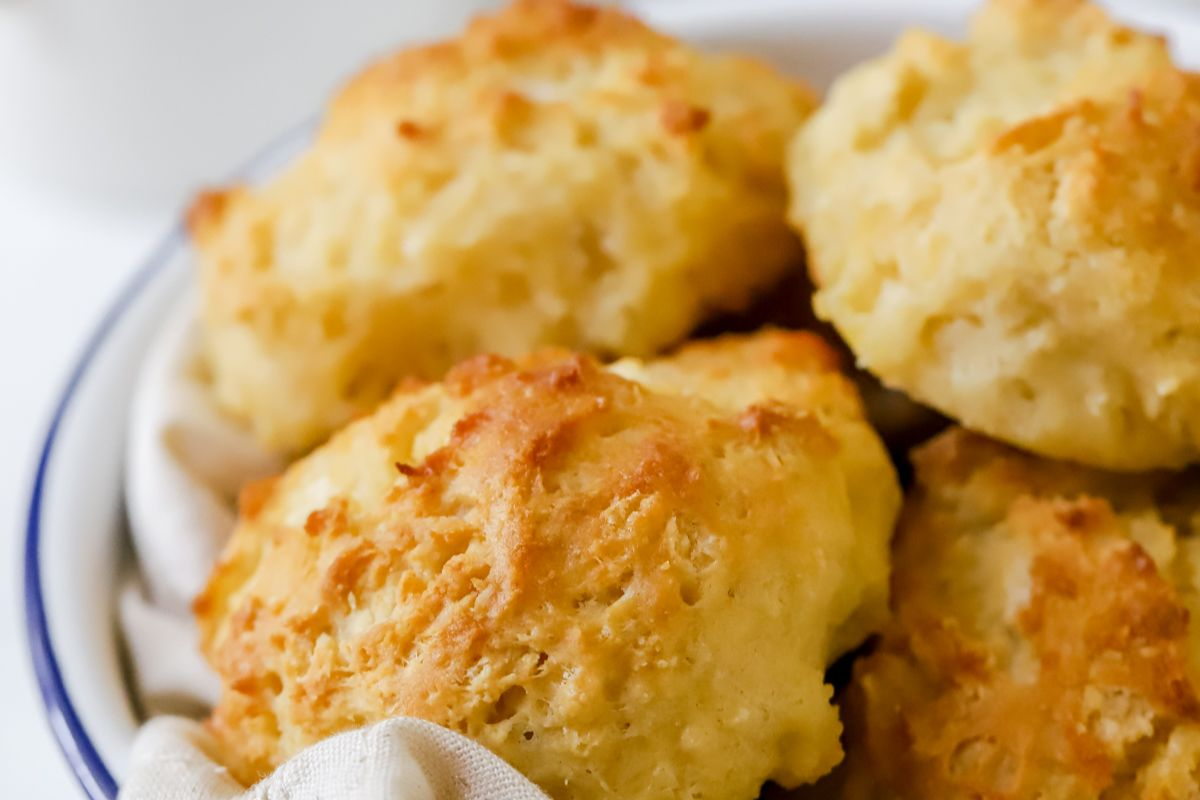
[119, 295, 547, 799]
[120, 717, 546, 800]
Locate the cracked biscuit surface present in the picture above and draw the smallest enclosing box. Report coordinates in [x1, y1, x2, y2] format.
[191, 0, 814, 452]
[828, 428, 1200, 800]
[196, 330, 900, 799]
[788, 0, 1200, 470]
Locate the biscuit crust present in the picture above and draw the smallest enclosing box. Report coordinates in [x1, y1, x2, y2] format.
[196, 331, 900, 798]
[829, 428, 1200, 799]
[192, 0, 814, 452]
[788, 0, 1200, 470]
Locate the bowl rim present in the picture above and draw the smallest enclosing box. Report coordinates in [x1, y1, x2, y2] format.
[22, 232, 175, 800]
[21, 117, 315, 799]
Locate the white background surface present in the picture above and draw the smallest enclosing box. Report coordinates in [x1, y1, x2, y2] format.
[1, 1, 1197, 797]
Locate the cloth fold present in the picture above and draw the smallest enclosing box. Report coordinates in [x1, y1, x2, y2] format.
[121, 717, 546, 800]
[118, 295, 546, 799]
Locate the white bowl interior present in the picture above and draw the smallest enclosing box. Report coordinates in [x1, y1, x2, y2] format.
[40, 253, 186, 782]
[33, 0, 1200, 790]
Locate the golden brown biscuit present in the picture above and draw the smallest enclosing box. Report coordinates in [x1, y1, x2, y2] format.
[788, 0, 1200, 470]
[191, 0, 814, 452]
[196, 330, 900, 798]
[609, 332, 899, 654]
[828, 428, 1200, 800]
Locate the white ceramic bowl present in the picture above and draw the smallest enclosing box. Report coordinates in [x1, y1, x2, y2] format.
[23, 1, 1200, 797]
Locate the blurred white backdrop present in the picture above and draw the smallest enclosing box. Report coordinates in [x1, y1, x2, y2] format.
[0, 0, 496, 205]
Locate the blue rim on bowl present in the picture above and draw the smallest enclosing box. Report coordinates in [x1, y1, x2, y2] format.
[22, 122, 313, 800]
[22, 241, 172, 800]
